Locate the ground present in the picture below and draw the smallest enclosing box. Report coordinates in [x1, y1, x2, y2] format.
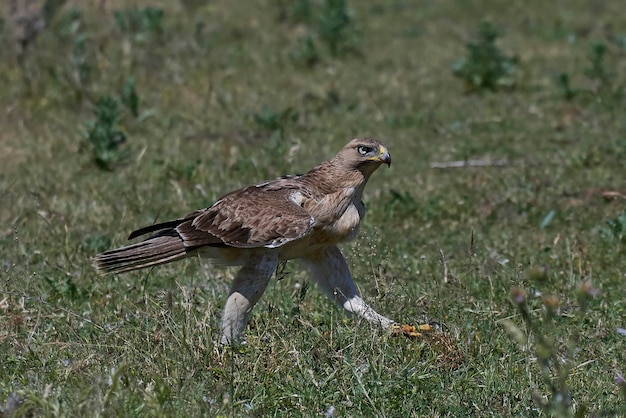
[1, 0, 625, 416]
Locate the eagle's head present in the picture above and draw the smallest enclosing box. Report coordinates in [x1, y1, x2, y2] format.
[337, 138, 391, 177]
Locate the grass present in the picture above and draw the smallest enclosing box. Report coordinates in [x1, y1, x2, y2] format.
[1, 0, 626, 416]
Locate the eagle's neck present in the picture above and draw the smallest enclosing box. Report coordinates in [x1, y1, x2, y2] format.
[305, 160, 368, 196]
[302, 159, 370, 241]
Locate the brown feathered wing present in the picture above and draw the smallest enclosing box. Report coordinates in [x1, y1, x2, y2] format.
[94, 182, 314, 273]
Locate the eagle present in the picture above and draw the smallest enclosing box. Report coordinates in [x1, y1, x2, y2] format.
[94, 138, 397, 343]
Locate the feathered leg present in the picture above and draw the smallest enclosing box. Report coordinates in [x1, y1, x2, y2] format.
[302, 246, 394, 329]
[221, 253, 278, 344]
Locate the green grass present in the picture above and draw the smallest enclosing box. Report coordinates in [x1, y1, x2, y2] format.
[1, 0, 626, 416]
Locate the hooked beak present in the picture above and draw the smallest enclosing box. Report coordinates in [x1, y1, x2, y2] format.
[378, 146, 391, 167]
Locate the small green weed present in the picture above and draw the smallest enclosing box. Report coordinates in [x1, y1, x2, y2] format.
[41, 0, 68, 27]
[384, 189, 419, 219]
[615, 138, 626, 158]
[121, 76, 140, 118]
[113, 6, 165, 41]
[44, 275, 78, 300]
[251, 105, 299, 172]
[281, 0, 360, 61]
[554, 40, 621, 101]
[555, 73, 578, 100]
[276, 0, 313, 24]
[253, 105, 298, 139]
[318, 0, 361, 56]
[598, 210, 626, 243]
[54, 8, 82, 38]
[453, 21, 518, 91]
[45, 8, 93, 96]
[80, 234, 112, 254]
[584, 42, 610, 83]
[70, 33, 90, 87]
[193, 21, 211, 50]
[84, 95, 128, 171]
[289, 34, 321, 67]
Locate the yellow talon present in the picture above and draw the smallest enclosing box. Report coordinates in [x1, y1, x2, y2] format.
[390, 323, 433, 337]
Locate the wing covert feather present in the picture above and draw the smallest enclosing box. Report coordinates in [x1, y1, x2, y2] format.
[178, 186, 314, 248]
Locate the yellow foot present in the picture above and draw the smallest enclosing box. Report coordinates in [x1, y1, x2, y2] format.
[390, 323, 433, 337]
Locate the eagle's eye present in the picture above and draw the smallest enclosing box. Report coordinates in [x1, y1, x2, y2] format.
[357, 145, 372, 155]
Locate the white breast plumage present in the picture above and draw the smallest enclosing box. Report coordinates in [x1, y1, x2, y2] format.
[332, 202, 362, 242]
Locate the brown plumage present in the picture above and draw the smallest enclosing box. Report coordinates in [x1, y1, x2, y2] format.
[94, 138, 395, 343]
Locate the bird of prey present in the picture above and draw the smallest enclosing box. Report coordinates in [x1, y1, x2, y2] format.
[94, 138, 396, 343]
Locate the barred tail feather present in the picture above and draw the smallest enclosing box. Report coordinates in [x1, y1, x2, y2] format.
[93, 235, 188, 274]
